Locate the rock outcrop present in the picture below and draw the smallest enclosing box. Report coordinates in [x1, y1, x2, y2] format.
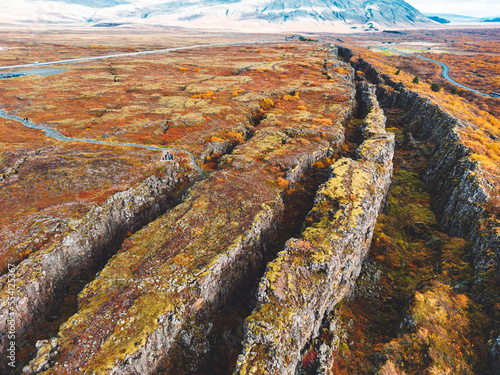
[23, 54, 356, 374]
[0, 161, 199, 368]
[233, 82, 394, 374]
[348, 52, 500, 374]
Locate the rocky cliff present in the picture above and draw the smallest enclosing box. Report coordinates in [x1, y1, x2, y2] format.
[344, 49, 500, 373]
[376, 81, 499, 274]
[0, 161, 199, 368]
[233, 82, 394, 374]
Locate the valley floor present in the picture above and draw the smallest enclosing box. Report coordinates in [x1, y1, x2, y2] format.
[296, 107, 492, 375]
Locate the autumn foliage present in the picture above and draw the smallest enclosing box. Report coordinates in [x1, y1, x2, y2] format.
[328, 113, 490, 374]
[346, 36, 500, 195]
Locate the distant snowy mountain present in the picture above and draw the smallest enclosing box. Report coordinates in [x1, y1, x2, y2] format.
[1, 0, 433, 31]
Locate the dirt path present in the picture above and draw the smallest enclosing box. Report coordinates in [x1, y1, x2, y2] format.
[0, 109, 205, 176]
[0, 40, 281, 71]
[380, 46, 495, 98]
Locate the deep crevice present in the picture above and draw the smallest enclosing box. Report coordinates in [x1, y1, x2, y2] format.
[295, 106, 492, 375]
[158, 78, 367, 375]
[292, 48, 495, 374]
[157, 161, 333, 375]
[13, 181, 193, 374]
[13, 97, 286, 375]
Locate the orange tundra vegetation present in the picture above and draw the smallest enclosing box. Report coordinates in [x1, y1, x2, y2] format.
[348, 46, 500, 195]
[0, 141, 161, 273]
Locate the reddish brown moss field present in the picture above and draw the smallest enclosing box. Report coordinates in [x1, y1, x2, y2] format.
[0, 30, 291, 273]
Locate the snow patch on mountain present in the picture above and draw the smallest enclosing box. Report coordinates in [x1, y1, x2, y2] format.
[1, 0, 433, 31]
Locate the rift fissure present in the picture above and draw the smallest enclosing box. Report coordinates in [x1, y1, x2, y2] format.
[200, 96, 279, 169]
[233, 81, 395, 374]
[159, 164, 332, 375]
[321, 107, 491, 375]
[321, 46, 500, 374]
[5, 96, 285, 375]
[157, 61, 360, 374]
[8, 167, 196, 375]
[0, 33, 496, 375]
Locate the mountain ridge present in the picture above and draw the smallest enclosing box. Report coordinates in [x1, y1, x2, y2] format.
[1, 0, 433, 31]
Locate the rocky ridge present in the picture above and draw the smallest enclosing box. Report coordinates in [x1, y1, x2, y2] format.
[339, 46, 500, 373]
[233, 81, 394, 374]
[22, 47, 357, 374]
[0, 160, 200, 367]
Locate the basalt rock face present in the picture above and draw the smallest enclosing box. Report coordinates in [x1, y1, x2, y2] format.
[199, 125, 250, 164]
[233, 83, 394, 375]
[353, 61, 499, 261]
[379, 82, 500, 372]
[24, 51, 356, 375]
[375, 80, 499, 272]
[0, 149, 42, 185]
[0, 161, 199, 369]
[349, 55, 500, 373]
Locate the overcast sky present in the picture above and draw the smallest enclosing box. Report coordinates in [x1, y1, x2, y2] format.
[405, 0, 500, 18]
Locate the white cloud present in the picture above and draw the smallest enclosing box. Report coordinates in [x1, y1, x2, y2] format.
[405, 0, 500, 18]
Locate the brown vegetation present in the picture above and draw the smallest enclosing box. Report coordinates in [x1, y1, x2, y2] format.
[326, 108, 490, 375]
[0, 30, 335, 274]
[343, 31, 500, 198]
